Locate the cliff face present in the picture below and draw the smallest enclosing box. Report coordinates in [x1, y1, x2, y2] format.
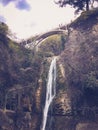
[56, 9, 98, 130]
[62, 9, 98, 108]
[0, 9, 98, 130]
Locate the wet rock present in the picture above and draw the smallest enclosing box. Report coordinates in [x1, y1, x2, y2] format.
[76, 122, 98, 130]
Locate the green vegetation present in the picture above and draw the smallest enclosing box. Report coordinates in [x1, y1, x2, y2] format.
[71, 8, 98, 28]
[80, 7, 98, 19]
[0, 22, 63, 111]
[38, 34, 66, 56]
[55, 0, 98, 12]
[84, 71, 98, 89]
[0, 22, 8, 36]
[0, 23, 42, 109]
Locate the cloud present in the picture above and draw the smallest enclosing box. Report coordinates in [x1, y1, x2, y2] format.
[0, 0, 15, 6]
[0, 0, 75, 39]
[16, 0, 31, 11]
[0, 0, 31, 11]
[0, 15, 6, 23]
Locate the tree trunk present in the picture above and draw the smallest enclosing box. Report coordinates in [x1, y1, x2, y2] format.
[86, 0, 89, 11]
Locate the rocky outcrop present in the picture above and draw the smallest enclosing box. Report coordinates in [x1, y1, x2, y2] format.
[53, 91, 71, 115]
[76, 122, 98, 130]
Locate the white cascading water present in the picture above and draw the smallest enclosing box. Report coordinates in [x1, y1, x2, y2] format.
[41, 57, 57, 130]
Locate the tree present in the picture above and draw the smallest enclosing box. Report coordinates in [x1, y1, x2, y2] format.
[54, 0, 98, 12]
[0, 22, 8, 36]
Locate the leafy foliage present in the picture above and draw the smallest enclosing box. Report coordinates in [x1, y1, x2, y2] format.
[0, 32, 42, 109]
[0, 22, 8, 36]
[55, 0, 98, 12]
[70, 8, 98, 29]
[38, 34, 66, 56]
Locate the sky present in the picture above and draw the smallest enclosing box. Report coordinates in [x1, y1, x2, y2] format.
[0, 0, 75, 39]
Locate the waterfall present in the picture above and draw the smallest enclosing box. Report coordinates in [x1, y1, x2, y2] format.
[41, 58, 57, 130]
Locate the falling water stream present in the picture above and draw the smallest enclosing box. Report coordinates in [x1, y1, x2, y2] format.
[41, 58, 57, 130]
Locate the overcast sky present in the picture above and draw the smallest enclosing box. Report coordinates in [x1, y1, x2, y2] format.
[0, 0, 75, 39]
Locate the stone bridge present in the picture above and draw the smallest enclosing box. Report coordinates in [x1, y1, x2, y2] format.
[23, 28, 68, 49]
[36, 29, 67, 41]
